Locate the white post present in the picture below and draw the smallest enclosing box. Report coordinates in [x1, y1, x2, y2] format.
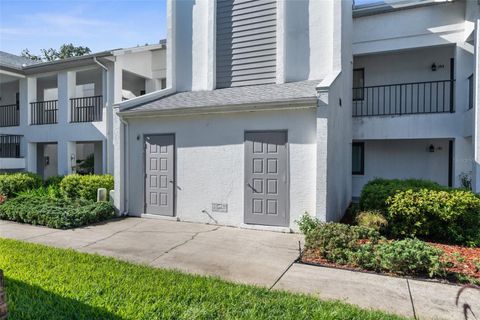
[26, 77, 37, 125]
[57, 71, 75, 124]
[58, 141, 76, 176]
[26, 142, 37, 173]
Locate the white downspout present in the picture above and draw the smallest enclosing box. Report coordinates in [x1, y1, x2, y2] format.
[119, 115, 129, 216]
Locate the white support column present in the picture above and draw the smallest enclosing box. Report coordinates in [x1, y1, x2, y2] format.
[26, 77, 37, 125]
[105, 61, 123, 174]
[57, 71, 76, 124]
[26, 142, 37, 173]
[58, 141, 76, 176]
[18, 78, 28, 128]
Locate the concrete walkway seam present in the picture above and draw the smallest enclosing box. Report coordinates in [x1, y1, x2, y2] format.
[406, 279, 418, 320]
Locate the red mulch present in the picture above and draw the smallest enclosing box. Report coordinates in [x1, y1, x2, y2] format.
[301, 242, 480, 283]
[430, 243, 480, 280]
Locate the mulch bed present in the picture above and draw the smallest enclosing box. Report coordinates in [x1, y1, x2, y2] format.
[430, 243, 480, 280]
[301, 243, 480, 284]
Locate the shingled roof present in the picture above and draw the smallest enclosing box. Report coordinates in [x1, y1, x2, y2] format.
[120, 80, 320, 114]
[0, 51, 38, 69]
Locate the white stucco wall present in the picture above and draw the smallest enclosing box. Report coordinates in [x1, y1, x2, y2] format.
[353, 1, 466, 55]
[123, 107, 317, 230]
[352, 139, 451, 197]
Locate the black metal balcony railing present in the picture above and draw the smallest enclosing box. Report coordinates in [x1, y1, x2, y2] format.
[0, 135, 21, 158]
[0, 104, 19, 127]
[353, 80, 454, 117]
[30, 100, 58, 125]
[70, 95, 103, 123]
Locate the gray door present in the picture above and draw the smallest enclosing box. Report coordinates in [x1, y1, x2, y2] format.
[144, 134, 175, 216]
[244, 131, 288, 227]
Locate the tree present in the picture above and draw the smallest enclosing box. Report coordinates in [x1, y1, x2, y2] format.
[21, 44, 92, 62]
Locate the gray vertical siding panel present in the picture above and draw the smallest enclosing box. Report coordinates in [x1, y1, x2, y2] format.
[216, 0, 277, 88]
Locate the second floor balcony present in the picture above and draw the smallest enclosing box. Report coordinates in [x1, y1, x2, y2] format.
[30, 100, 58, 125]
[0, 104, 19, 127]
[353, 79, 454, 117]
[70, 95, 103, 123]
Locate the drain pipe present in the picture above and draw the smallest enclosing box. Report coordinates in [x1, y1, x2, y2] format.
[119, 115, 129, 216]
[93, 56, 108, 71]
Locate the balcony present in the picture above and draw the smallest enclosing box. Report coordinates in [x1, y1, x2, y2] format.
[30, 100, 58, 125]
[0, 104, 19, 127]
[70, 95, 103, 123]
[353, 80, 454, 117]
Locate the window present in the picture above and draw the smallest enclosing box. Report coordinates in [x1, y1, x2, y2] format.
[352, 142, 365, 175]
[353, 68, 364, 101]
[161, 78, 167, 89]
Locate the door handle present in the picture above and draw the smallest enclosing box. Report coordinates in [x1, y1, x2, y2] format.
[247, 183, 258, 193]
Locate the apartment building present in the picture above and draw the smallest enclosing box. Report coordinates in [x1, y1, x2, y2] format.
[0, 44, 166, 178]
[114, 0, 353, 230]
[351, 0, 479, 198]
[113, 0, 478, 231]
[1, 0, 478, 231]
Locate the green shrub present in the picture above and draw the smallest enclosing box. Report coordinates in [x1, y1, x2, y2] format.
[44, 175, 64, 188]
[60, 174, 114, 201]
[359, 239, 445, 277]
[59, 174, 82, 199]
[0, 172, 42, 197]
[305, 223, 382, 265]
[356, 211, 388, 232]
[386, 189, 480, 246]
[0, 193, 115, 229]
[359, 178, 446, 212]
[296, 212, 321, 236]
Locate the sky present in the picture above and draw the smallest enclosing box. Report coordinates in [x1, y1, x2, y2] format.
[0, 0, 167, 56]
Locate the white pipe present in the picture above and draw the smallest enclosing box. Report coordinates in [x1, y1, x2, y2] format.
[119, 115, 129, 216]
[93, 56, 108, 71]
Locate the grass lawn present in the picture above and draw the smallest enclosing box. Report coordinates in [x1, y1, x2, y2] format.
[0, 238, 407, 320]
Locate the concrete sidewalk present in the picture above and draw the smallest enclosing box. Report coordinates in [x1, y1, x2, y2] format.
[1, 217, 478, 320]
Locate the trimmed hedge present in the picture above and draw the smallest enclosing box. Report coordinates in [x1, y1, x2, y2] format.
[387, 189, 480, 246]
[305, 222, 382, 265]
[357, 238, 445, 277]
[0, 194, 115, 229]
[359, 178, 446, 212]
[60, 174, 114, 201]
[303, 222, 445, 277]
[0, 173, 42, 197]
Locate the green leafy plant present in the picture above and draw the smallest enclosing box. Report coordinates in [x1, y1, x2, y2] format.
[296, 212, 321, 236]
[0, 194, 115, 229]
[355, 211, 388, 232]
[44, 175, 64, 188]
[0, 172, 42, 197]
[60, 174, 114, 201]
[386, 189, 480, 245]
[360, 239, 445, 277]
[359, 178, 446, 212]
[305, 223, 382, 265]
